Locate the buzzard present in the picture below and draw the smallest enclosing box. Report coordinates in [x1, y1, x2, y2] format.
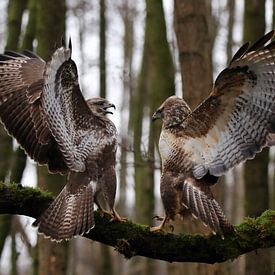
[152, 31, 275, 236]
[0, 41, 123, 241]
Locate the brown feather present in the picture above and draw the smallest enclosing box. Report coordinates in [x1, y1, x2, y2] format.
[34, 171, 95, 242]
[153, 31, 275, 237]
[0, 45, 120, 241]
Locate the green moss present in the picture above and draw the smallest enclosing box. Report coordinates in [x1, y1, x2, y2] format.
[1, 183, 275, 263]
[6, 183, 53, 200]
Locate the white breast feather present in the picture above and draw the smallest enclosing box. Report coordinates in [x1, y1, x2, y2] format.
[159, 131, 172, 164]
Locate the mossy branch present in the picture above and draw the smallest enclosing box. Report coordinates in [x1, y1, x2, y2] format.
[0, 182, 275, 264]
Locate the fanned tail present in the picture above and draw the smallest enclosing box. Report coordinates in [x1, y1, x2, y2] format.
[33, 173, 95, 242]
[182, 179, 232, 237]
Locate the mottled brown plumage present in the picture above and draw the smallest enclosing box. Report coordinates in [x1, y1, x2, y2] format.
[0, 43, 122, 241]
[152, 31, 275, 236]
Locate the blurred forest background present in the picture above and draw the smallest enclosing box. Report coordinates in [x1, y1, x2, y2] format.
[0, 0, 274, 274]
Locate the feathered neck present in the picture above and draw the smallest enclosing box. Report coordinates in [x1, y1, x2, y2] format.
[162, 102, 191, 128]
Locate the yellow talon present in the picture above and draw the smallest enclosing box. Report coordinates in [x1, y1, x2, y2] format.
[150, 215, 168, 232]
[110, 208, 127, 222]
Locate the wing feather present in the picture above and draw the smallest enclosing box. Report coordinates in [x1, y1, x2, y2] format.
[0, 51, 68, 174]
[42, 45, 116, 173]
[180, 32, 275, 178]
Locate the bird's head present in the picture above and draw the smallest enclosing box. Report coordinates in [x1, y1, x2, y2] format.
[152, 96, 191, 127]
[86, 97, 116, 115]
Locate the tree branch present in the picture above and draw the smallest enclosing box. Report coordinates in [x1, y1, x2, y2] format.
[0, 182, 274, 264]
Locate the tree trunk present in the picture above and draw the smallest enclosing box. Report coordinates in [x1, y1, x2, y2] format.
[36, 0, 66, 60]
[0, 0, 27, 261]
[0, 127, 12, 182]
[10, 222, 18, 275]
[226, 0, 235, 64]
[174, 0, 213, 110]
[37, 169, 68, 275]
[6, 0, 27, 50]
[21, 0, 37, 50]
[99, 0, 106, 99]
[130, 0, 174, 274]
[243, 1, 271, 274]
[36, 1, 68, 274]
[117, 0, 135, 219]
[9, 149, 27, 184]
[98, 1, 113, 273]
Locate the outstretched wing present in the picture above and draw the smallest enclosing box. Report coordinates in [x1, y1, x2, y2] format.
[179, 31, 275, 178]
[0, 51, 67, 174]
[42, 42, 114, 173]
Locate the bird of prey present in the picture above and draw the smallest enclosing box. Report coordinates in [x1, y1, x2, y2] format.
[152, 31, 275, 236]
[0, 41, 123, 241]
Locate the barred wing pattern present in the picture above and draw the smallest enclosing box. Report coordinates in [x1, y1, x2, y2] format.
[42, 44, 114, 173]
[34, 43, 119, 241]
[0, 44, 120, 241]
[152, 31, 275, 237]
[180, 31, 275, 179]
[0, 51, 67, 174]
[182, 179, 231, 236]
[33, 170, 95, 240]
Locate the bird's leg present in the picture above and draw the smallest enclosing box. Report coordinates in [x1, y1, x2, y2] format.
[110, 208, 127, 222]
[95, 196, 112, 217]
[150, 215, 168, 232]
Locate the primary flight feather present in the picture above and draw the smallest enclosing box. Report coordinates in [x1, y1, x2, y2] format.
[152, 31, 275, 236]
[0, 42, 123, 241]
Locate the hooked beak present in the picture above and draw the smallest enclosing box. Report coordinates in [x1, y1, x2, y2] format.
[152, 110, 162, 121]
[104, 102, 116, 115]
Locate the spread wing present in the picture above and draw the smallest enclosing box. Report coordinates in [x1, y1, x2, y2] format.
[179, 31, 275, 179]
[42, 41, 116, 173]
[0, 51, 67, 174]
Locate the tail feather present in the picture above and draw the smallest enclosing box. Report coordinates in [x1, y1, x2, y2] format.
[206, 199, 222, 235]
[182, 180, 232, 237]
[73, 184, 94, 236]
[75, 191, 85, 236]
[33, 183, 94, 242]
[58, 194, 78, 239]
[83, 185, 93, 234]
[84, 185, 94, 234]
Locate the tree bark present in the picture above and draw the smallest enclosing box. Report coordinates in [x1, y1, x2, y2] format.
[0, 183, 275, 264]
[132, 0, 174, 224]
[36, 0, 66, 61]
[174, 0, 213, 109]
